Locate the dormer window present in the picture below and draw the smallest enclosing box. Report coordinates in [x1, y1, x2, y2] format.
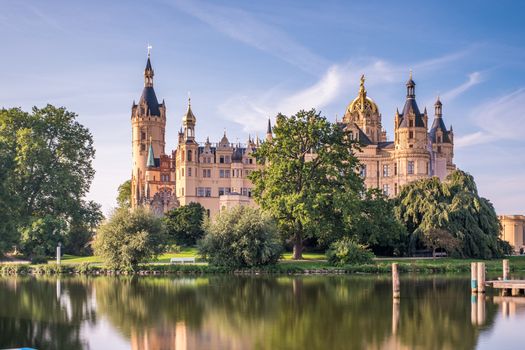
[409, 119, 414, 128]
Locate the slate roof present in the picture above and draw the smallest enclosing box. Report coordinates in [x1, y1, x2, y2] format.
[139, 87, 161, 116]
[429, 116, 451, 143]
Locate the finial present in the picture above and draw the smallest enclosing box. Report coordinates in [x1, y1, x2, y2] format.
[409, 69, 413, 80]
[187, 91, 191, 106]
[360, 74, 365, 87]
[147, 44, 152, 58]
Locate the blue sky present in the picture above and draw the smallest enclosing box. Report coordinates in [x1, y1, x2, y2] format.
[1, 0, 524, 215]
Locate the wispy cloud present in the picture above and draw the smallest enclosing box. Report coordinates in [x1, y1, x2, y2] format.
[441, 72, 483, 102]
[456, 88, 525, 148]
[170, 0, 329, 74]
[218, 51, 469, 133]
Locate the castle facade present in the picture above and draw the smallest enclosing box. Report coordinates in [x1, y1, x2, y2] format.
[130, 56, 455, 216]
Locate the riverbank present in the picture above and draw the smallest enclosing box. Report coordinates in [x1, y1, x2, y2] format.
[1, 256, 525, 276]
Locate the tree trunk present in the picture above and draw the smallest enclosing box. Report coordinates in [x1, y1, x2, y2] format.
[292, 233, 303, 260]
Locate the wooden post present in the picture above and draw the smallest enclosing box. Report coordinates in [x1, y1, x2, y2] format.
[392, 263, 400, 298]
[503, 259, 509, 281]
[471, 262, 478, 293]
[512, 288, 520, 296]
[477, 262, 485, 293]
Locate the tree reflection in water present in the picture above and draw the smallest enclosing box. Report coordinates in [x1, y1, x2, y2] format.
[0, 275, 511, 350]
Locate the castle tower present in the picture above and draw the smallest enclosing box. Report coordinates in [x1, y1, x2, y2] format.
[394, 72, 431, 182]
[343, 74, 382, 143]
[266, 118, 273, 141]
[176, 98, 199, 205]
[429, 96, 455, 174]
[131, 52, 167, 208]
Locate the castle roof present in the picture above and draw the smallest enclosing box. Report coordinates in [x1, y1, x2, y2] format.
[397, 73, 425, 128]
[345, 75, 379, 115]
[139, 87, 161, 116]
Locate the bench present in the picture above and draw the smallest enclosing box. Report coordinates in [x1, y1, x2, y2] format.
[170, 257, 196, 264]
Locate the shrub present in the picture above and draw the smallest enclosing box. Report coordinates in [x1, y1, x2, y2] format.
[93, 207, 167, 270]
[30, 255, 48, 265]
[199, 206, 282, 268]
[326, 237, 375, 266]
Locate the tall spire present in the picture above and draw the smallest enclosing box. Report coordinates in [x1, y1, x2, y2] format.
[267, 118, 272, 134]
[434, 96, 442, 117]
[144, 46, 154, 87]
[358, 74, 367, 111]
[406, 70, 415, 98]
[147, 138, 155, 167]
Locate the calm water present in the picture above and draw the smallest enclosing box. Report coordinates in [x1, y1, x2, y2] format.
[0, 274, 524, 350]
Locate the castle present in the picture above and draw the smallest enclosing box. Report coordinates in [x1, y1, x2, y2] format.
[130, 55, 455, 216]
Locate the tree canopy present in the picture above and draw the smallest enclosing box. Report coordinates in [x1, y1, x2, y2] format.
[0, 105, 102, 256]
[395, 170, 506, 258]
[250, 109, 364, 259]
[163, 202, 206, 246]
[116, 180, 131, 209]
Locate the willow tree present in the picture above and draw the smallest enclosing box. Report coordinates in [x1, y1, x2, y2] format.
[250, 109, 363, 259]
[395, 170, 506, 258]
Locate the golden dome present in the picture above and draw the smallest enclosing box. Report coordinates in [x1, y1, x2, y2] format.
[345, 75, 379, 114]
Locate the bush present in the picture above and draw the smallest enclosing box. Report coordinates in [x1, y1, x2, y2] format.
[326, 237, 375, 266]
[93, 207, 167, 270]
[30, 255, 48, 265]
[199, 206, 282, 268]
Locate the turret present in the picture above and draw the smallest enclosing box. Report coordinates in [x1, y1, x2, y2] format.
[266, 118, 273, 141]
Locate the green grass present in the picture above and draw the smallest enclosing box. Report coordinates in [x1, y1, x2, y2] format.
[281, 251, 326, 261]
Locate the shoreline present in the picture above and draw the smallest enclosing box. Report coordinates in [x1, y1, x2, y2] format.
[2, 257, 525, 276]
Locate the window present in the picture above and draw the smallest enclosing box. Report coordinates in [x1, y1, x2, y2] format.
[382, 184, 390, 196]
[220, 169, 225, 178]
[187, 150, 192, 162]
[141, 144, 145, 151]
[249, 158, 253, 164]
[220, 155, 225, 164]
[409, 131, 414, 139]
[188, 167, 192, 177]
[437, 146, 441, 153]
[437, 136, 442, 143]
[141, 131, 146, 140]
[218, 187, 231, 196]
[205, 187, 212, 197]
[202, 169, 211, 178]
[225, 170, 230, 178]
[383, 164, 389, 177]
[196, 187, 212, 197]
[206, 209, 210, 218]
[426, 162, 429, 175]
[359, 165, 367, 178]
[161, 174, 170, 182]
[409, 119, 414, 128]
[394, 163, 397, 176]
[225, 156, 230, 163]
[245, 170, 251, 177]
[407, 161, 414, 175]
[241, 188, 252, 197]
[394, 183, 398, 195]
[182, 168, 185, 177]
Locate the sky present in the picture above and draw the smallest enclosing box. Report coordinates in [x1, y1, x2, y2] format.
[1, 0, 525, 215]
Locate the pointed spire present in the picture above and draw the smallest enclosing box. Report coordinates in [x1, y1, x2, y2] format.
[144, 48, 154, 87]
[434, 96, 443, 117]
[147, 138, 155, 167]
[267, 118, 272, 134]
[406, 70, 415, 98]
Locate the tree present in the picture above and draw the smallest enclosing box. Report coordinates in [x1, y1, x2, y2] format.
[116, 180, 131, 209]
[199, 206, 282, 268]
[93, 207, 167, 270]
[164, 202, 205, 246]
[420, 228, 460, 258]
[0, 105, 101, 256]
[250, 109, 363, 259]
[326, 237, 375, 266]
[347, 189, 407, 256]
[395, 170, 504, 258]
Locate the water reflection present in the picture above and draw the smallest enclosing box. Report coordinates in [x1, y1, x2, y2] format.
[1, 275, 523, 350]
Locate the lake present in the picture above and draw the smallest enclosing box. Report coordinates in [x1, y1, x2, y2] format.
[0, 274, 524, 350]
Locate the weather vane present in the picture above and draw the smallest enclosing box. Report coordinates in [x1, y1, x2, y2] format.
[147, 44, 152, 58]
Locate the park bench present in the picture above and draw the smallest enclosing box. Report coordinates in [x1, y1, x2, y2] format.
[170, 257, 196, 264]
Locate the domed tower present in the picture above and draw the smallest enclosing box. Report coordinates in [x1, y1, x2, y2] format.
[343, 75, 383, 143]
[176, 98, 199, 205]
[394, 72, 431, 182]
[429, 97, 455, 173]
[131, 52, 166, 208]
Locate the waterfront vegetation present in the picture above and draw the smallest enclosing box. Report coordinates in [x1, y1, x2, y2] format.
[0, 106, 512, 272]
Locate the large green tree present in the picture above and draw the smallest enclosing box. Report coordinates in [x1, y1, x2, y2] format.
[164, 202, 206, 246]
[0, 105, 102, 256]
[395, 170, 506, 258]
[250, 109, 363, 259]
